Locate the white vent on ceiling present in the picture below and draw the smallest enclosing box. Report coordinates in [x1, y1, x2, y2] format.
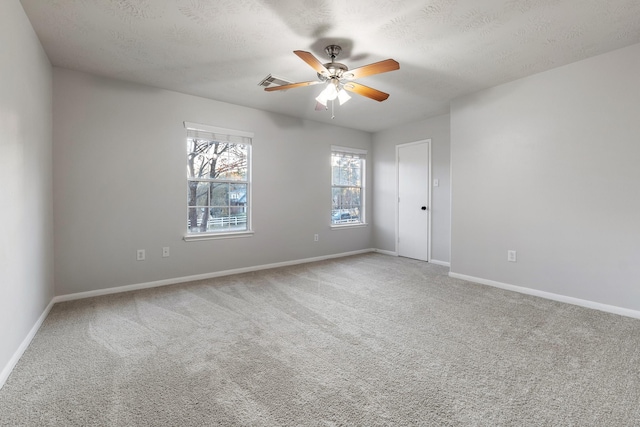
[257, 74, 292, 88]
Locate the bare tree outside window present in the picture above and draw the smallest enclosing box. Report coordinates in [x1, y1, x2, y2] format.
[187, 135, 250, 234]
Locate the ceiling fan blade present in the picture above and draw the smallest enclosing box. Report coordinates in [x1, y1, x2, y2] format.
[294, 50, 330, 77]
[343, 82, 390, 102]
[342, 59, 399, 80]
[264, 81, 322, 91]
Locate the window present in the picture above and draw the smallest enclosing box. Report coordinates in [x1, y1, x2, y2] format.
[185, 122, 252, 237]
[331, 146, 366, 226]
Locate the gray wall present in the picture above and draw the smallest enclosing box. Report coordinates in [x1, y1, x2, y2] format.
[450, 42, 640, 311]
[0, 1, 54, 381]
[372, 114, 451, 263]
[53, 68, 373, 295]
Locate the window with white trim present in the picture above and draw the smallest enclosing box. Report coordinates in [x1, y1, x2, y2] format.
[331, 146, 366, 226]
[185, 122, 252, 236]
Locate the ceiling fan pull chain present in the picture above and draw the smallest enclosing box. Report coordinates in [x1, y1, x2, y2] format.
[331, 99, 335, 119]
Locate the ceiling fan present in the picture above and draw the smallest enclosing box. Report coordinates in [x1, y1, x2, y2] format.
[262, 45, 399, 110]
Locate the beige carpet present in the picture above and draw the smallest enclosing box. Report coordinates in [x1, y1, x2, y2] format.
[1, 253, 639, 426]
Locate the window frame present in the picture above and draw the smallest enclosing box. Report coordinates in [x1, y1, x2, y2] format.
[183, 121, 254, 241]
[331, 145, 367, 229]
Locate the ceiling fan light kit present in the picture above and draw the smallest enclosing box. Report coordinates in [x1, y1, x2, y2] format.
[316, 79, 346, 107]
[263, 44, 399, 116]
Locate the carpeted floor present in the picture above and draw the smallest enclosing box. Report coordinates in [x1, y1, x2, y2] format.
[1, 253, 639, 426]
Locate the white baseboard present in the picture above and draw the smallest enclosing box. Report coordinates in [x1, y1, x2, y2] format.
[373, 248, 397, 256]
[371, 250, 449, 268]
[0, 299, 55, 390]
[449, 272, 640, 320]
[54, 248, 378, 303]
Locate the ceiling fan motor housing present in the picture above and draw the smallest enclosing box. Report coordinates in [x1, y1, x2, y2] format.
[320, 46, 356, 81]
[318, 62, 348, 81]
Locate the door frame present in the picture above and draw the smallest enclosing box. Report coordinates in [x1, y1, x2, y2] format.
[395, 139, 432, 261]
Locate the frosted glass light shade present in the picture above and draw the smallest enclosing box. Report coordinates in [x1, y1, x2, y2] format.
[315, 89, 328, 106]
[325, 83, 338, 100]
[337, 89, 351, 105]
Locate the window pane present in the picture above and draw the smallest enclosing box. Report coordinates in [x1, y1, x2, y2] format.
[229, 183, 247, 215]
[187, 139, 213, 179]
[216, 144, 248, 181]
[195, 182, 210, 206]
[211, 182, 229, 206]
[343, 165, 361, 186]
[331, 206, 361, 224]
[209, 207, 230, 222]
[349, 165, 362, 186]
[188, 207, 207, 232]
[187, 182, 211, 207]
[332, 187, 361, 209]
[332, 160, 361, 186]
[207, 207, 247, 232]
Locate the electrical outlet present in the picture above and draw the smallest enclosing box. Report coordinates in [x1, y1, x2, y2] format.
[162, 247, 170, 258]
[433, 179, 439, 187]
[314, 234, 319, 242]
[507, 250, 517, 262]
[136, 249, 145, 261]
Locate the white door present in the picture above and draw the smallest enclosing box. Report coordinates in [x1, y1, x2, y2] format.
[397, 141, 430, 261]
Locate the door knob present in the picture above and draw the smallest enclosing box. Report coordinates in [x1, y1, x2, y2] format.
[421, 206, 427, 211]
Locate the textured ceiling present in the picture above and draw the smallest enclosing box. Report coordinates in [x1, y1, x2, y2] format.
[19, 0, 640, 132]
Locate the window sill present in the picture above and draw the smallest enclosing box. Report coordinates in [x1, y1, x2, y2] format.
[183, 230, 254, 242]
[330, 223, 368, 230]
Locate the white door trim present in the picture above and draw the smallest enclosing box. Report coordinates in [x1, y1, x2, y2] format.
[396, 139, 432, 261]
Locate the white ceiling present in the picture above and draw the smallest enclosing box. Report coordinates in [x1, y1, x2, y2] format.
[20, 0, 640, 132]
